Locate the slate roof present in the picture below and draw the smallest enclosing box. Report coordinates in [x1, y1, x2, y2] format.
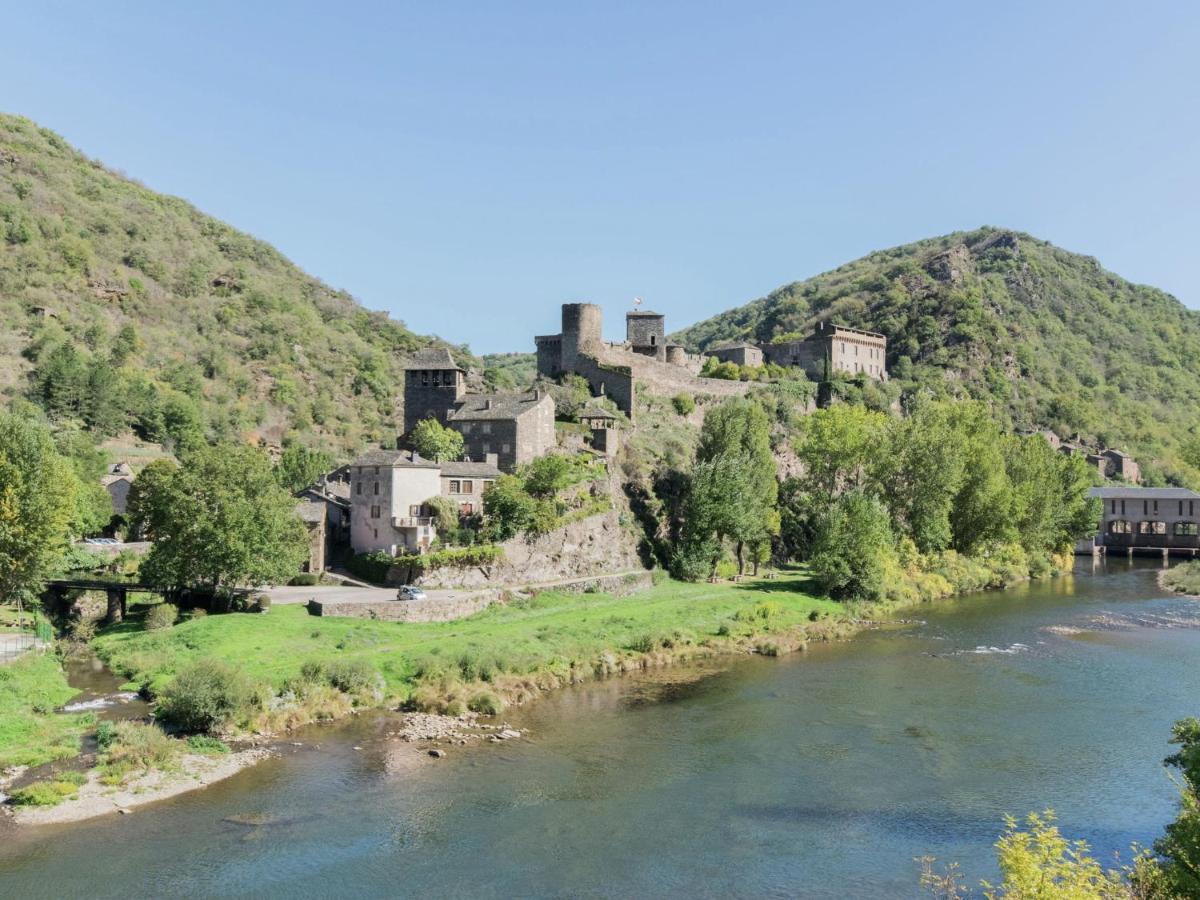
[579, 404, 617, 420]
[439, 460, 502, 478]
[348, 449, 440, 469]
[296, 500, 326, 524]
[448, 392, 552, 422]
[1089, 486, 1200, 500]
[404, 347, 462, 370]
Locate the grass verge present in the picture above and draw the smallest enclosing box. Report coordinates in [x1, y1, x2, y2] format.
[0, 652, 91, 769]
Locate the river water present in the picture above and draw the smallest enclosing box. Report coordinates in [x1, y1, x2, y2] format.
[1, 559, 1198, 898]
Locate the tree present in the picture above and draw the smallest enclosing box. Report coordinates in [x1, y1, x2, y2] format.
[132, 444, 308, 593]
[794, 404, 888, 507]
[482, 475, 537, 541]
[0, 413, 80, 607]
[410, 417, 464, 462]
[274, 444, 334, 493]
[1153, 717, 1200, 895]
[524, 454, 571, 499]
[678, 399, 779, 578]
[425, 495, 460, 534]
[809, 492, 895, 602]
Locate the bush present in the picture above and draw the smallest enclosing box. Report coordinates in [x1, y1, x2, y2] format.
[156, 658, 262, 733]
[524, 455, 571, 499]
[394, 545, 503, 575]
[672, 393, 695, 416]
[101, 721, 179, 779]
[185, 734, 230, 755]
[347, 550, 395, 584]
[143, 602, 177, 631]
[288, 573, 320, 586]
[323, 659, 380, 695]
[468, 691, 504, 715]
[95, 720, 117, 750]
[10, 780, 80, 807]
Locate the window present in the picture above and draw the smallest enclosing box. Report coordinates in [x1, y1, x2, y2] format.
[432, 372, 440, 386]
[373, 482, 379, 495]
[449, 480, 461, 493]
[356, 481, 362, 495]
[409, 505, 421, 516]
[1175, 522, 1199, 536]
[374, 466, 379, 475]
[484, 479, 495, 490]
[1192, 501, 1196, 517]
[501, 444, 511, 455]
[1138, 521, 1167, 535]
[1111, 499, 1117, 515]
[482, 442, 490, 453]
[1121, 500, 1126, 515]
[482, 423, 492, 435]
[460, 423, 472, 434]
[1108, 520, 1131, 534]
[462, 480, 473, 493]
[373, 528, 378, 540]
[421, 372, 429, 386]
[1181, 501, 1185, 516]
[1154, 500, 1159, 514]
[370, 505, 380, 520]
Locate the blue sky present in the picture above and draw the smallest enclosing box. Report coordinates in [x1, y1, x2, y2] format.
[4, 2, 1198, 353]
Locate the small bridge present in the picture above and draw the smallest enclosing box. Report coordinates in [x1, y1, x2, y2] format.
[44, 579, 164, 624]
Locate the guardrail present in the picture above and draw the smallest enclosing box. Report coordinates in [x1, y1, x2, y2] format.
[392, 516, 434, 528]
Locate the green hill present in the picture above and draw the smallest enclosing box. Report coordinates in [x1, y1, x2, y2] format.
[673, 227, 1200, 484]
[0, 112, 476, 456]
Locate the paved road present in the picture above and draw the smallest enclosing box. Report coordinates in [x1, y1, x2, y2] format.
[262, 584, 486, 607]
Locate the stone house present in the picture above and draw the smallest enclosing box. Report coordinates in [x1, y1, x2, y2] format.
[1100, 449, 1141, 484]
[349, 449, 441, 555]
[439, 460, 501, 517]
[704, 342, 763, 368]
[1089, 486, 1200, 554]
[101, 462, 134, 516]
[295, 475, 351, 571]
[447, 391, 555, 472]
[760, 323, 887, 381]
[579, 404, 620, 456]
[402, 348, 556, 472]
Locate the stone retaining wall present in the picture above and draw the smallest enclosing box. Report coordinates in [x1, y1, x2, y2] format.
[307, 590, 502, 622]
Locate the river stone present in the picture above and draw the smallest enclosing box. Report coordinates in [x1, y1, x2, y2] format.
[428, 749, 446, 759]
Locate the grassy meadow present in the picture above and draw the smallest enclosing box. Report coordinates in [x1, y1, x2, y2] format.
[93, 572, 845, 710]
[0, 652, 92, 768]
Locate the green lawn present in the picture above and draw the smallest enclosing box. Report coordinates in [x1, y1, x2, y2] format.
[0, 652, 91, 769]
[94, 573, 843, 702]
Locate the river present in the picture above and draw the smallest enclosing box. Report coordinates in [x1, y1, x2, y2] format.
[1, 559, 1197, 898]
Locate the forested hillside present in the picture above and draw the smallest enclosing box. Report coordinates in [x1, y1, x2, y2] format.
[0, 113, 472, 456]
[674, 228, 1200, 484]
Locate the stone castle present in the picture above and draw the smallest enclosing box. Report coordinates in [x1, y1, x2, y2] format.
[535, 303, 746, 418]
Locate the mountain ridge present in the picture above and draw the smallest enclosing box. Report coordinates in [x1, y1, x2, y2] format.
[672, 226, 1200, 484]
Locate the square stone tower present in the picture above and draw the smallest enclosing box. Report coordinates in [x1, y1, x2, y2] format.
[402, 348, 466, 435]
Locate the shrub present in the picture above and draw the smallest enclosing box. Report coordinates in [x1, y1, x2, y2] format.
[143, 602, 177, 631]
[70, 618, 97, 642]
[524, 455, 571, 499]
[10, 780, 79, 807]
[186, 734, 230, 755]
[95, 720, 117, 750]
[101, 721, 180, 780]
[672, 393, 695, 416]
[347, 550, 395, 584]
[323, 659, 379, 695]
[393, 545, 503, 576]
[156, 659, 262, 733]
[468, 691, 503, 715]
[288, 573, 320, 586]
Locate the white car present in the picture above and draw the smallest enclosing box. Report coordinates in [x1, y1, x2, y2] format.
[396, 585, 428, 602]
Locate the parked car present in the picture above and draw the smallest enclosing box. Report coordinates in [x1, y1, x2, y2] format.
[396, 585, 428, 602]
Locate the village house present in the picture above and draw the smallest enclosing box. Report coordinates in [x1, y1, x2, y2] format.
[348, 449, 441, 555]
[101, 462, 134, 515]
[402, 348, 555, 472]
[759, 323, 888, 381]
[439, 459, 500, 517]
[294, 471, 351, 572]
[704, 342, 764, 368]
[1087, 486, 1200, 555]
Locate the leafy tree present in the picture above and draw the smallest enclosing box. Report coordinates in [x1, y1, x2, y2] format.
[482, 475, 537, 541]
[794, 404, 888, 506]
[410, 417, 465, 462]
[809, 491, 895, 602]
[679, 399, 779, 577]
[524, 454, 571, 499]
[0, 413, 80, 605]
[425, 495, 460, 533]
[55, 427, 113, 536]
[274, 444, 334, 493]
[132, 444, 308, 592]
[1153, 717, 1200, 895]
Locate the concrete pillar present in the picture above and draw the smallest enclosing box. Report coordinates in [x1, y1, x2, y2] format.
[105, 587, 124, 625]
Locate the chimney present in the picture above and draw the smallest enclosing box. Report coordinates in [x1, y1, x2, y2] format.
[533, 389, 541, 400]
[483, 399, 492, 411]
[486, 452, 499, 467]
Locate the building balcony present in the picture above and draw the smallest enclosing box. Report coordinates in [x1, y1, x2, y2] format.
[392, 516, 434, 529]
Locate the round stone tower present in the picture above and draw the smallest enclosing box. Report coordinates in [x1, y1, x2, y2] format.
[561, 302, 603, 370]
